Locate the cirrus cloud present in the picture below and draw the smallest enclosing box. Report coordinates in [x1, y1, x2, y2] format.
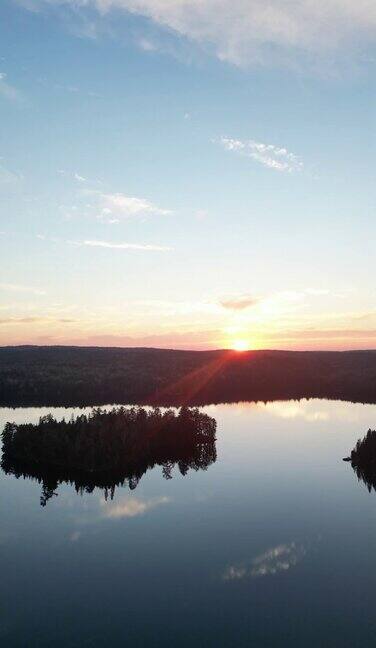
[21, 0, 376, 69]
[220, 295, 260, 310]
[218, 136, 303, 173]
[91, 190, 172, 223]
[79, 239, 172, 251]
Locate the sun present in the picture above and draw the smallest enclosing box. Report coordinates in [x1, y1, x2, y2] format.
[232, 339, 250, 352]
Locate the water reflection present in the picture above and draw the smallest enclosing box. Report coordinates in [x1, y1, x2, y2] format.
[251, 541, 307, 577]
[2, 399, 376, 647]
[101, 495, 171, 519]
[223, 541, 308, 581]
[1, 406, 217, 505]
[263, 400, 329, 422]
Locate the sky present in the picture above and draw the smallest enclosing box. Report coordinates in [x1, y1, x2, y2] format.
[1, 0, 376, 351]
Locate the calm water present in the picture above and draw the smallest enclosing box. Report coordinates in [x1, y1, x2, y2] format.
[1, 399, 376, 647]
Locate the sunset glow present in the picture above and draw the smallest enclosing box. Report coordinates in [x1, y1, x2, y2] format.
[232, 340, 250, 352]
[1, 1, 376, 352]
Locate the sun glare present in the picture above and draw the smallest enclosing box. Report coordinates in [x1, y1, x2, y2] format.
[232, 339, 250, 352]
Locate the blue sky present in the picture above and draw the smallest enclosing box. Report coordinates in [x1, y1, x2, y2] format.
[1, 0, 376, 350]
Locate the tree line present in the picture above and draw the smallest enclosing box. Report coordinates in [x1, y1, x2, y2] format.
[1, 346, 376, 407]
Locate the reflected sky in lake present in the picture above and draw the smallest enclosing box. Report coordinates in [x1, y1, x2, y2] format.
[2, 399, 376, 647]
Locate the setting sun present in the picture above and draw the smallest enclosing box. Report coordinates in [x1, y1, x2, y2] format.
[232, 339, 250, 352]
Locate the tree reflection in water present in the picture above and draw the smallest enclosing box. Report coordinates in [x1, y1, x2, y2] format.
[1, 407, 217, 506]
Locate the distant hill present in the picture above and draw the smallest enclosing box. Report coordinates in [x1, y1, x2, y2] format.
[1, 345, 376, 407]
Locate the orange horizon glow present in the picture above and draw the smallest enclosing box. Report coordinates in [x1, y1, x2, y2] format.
[2, 325, 376, 353]
[231, 339, 251, 352]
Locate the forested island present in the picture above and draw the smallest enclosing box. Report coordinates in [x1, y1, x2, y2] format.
[1, 406, 217, 505]
[345, 429, 376, 493]
[1, 346, 376, 407]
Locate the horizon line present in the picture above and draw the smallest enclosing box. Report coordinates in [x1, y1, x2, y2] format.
[1, 344, 376, 354]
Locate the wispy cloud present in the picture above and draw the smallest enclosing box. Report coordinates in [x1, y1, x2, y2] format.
[220, 295, 259, 310]
[93, 190, 172, 223]
[25, 0, 376, 69]
[219, 287, 325, 314]
[218, 136, 303, 172]
[60, 185, 172, 223]
[36, 236, 172, 252]
[78, 239, 172, 251]
[0, 283, 46, 296]
[74, 172, 87, 183]
[58, 169, 101, 185]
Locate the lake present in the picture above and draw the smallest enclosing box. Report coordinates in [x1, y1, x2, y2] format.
[1, 399, 376, 647]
